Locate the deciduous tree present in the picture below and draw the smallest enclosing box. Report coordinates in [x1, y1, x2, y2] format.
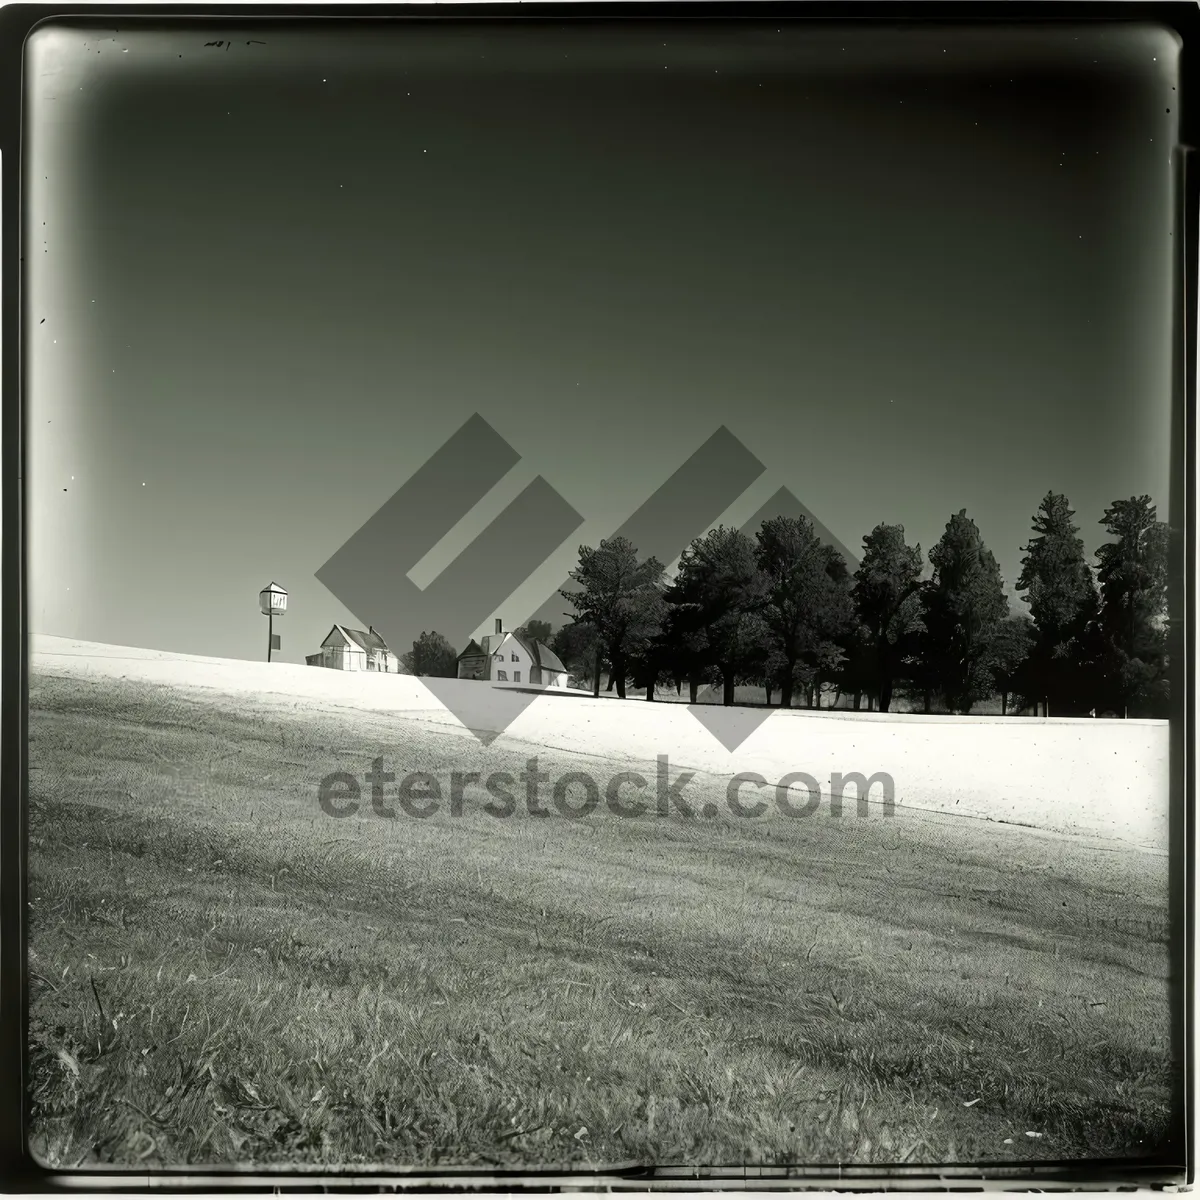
[561, 537, 667, 699]
[754, 516, 854, 708]
[515, 619, 554, 647]
[401, 631, 458, 678]
[550, 621, 602, 690]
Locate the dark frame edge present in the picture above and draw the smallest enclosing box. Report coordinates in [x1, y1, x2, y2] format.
[1, 1, 32, 1194]
[0, 1, 1196, 1190]
[1168, 15, 1197, 1185]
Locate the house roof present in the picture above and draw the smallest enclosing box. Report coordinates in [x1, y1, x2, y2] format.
[347, 626, 390, 654]
[321, 624, 391, 654]
[502, 630, 567, 675]
[532, 641, 567, 674]
[453, 628, 566, 675]
[479, 631, 511, 657]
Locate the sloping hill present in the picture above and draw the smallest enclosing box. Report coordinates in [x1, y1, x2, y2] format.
[26, 653, 1173, 1169]
[30, 635, 1168, 850]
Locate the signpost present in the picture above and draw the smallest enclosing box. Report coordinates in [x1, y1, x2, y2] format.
[259, 582, 288, 662]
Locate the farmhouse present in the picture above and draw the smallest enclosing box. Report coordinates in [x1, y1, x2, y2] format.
[306, 625, 405, 673]
[457, 619, 570, 688]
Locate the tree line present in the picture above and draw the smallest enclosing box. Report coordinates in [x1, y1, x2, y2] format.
[545, 492, 1171, 718]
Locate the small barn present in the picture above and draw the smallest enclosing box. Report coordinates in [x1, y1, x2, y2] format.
[307, 625, 404, 673]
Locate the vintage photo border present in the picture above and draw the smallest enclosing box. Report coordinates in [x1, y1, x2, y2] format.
[0, 2, 1194, 1189]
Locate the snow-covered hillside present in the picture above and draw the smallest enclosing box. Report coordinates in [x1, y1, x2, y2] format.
[29, 634, 1169, 851]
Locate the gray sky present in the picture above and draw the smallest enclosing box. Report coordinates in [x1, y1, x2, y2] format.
[26, 19, 1178, 663]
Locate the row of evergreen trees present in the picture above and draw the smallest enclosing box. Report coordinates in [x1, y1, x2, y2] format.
[544, 492, 1171, 717]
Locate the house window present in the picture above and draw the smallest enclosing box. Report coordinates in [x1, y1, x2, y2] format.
[513, 671, 520, 683]
[497, 670, 508, 681]
[511, 653, 519, 661]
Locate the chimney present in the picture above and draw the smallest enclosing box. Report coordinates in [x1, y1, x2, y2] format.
[495, 618, 503, 635]
[369, 625, 375, 636]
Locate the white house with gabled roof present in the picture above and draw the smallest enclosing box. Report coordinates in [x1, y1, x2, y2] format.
[456, 618, 569, 687]
[306, 624, 405, 673]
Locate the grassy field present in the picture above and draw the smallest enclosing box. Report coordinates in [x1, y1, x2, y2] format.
[26, 668, 1175, 1171]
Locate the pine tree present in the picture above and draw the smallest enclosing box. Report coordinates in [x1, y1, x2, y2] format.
[989, 613, 1036, 715]
[1015, 492, 1098, 716]
[851, 523, 924, 713]
[833, 622, 876, 711]
[918, 510, 1009, 713]
[665, 526, 766, 706]
[1093, 496, 1169, 717]
[754, 516, 854, 708]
